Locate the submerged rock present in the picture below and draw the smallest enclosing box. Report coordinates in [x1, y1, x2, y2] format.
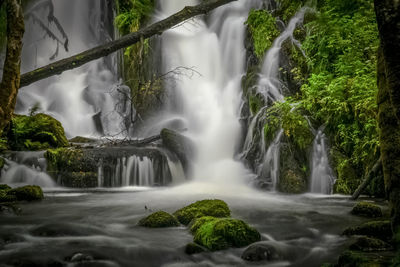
[7, 113, 68, 151]
[190, 216, 261, 251]
[70, 253, 94, 262]
[185, 243, 206, 255]
[351, 202, 383, 218]
[241, 243, 280, 262]
[173, 199, 231, 225]
[343, 220, 392, 242]
[138, 211, 179, 228]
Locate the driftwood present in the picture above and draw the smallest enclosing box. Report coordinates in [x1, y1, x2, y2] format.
[19, 0, 236, 88]
[351, 159, 382, 200]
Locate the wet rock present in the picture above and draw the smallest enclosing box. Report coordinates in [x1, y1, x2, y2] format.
[185, 242, 206, 255]
[160, 128, 196, 175]
[337, 250, 393, 267]
[173, 199, 231, 225]
[70, 253, 94, 262]
[190, 216, 260, 251]
[351, 202, 383, 218]
[349, 236, 391, 252]
[343, 220, 392, 242]
[0, 203, 21, 214]
[0, 184, 11, 190]
[241, 243, 280, 262]
[138, 211, 179, 228]
[7, 113, 68, 151]
[7, 185, 44, 201]
[30, 223, 103, 237]
[69, 136, 97, 143]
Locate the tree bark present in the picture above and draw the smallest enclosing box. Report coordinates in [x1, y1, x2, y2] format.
[19, 0, 236, 88]
[0, 0, 24, 133]
[351, 159, 382, 200]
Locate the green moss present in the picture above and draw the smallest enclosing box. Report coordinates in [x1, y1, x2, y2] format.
[0, 4, 6, 49]
[343, 221, 392, 242]
[191, 216, 261, 251]
[349, 236, 391, 252]
[0, 157, 4, 171]
[173, 199, 231, 225]
[279, 169, 307, 194]
[248, 94, 264, 115]
[45, 148, 85, 172]
[275, 0, 306, 23]
[69, 136, 96, 143]
[8, 114, 68, 151]
[138, 211, 179, 228]
[245, 9, 280, 59]
[7, 185, 44, 201]
[351, 202, 383, 218]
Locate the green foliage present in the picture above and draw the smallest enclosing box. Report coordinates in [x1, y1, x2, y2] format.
[45, 148, 84, 172]
[275, 0, 306, 23]
[264, 101, 313, 150]
[8, 114, 68, 151]
[173, 199, 231, 225]
[191, 216, 261, 251]
[138, 211, 180, 228]
[248, 94, 264, 115]
[115, 0, 154, 35]
[245, 9, 279, 59]
[300, 0, 379, 176]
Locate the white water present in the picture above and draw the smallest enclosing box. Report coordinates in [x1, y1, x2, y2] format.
[257, 8, 306, 102]
[158, 0, 262, 188]
[310, 130, 335, 194]
[16, 0, 127, 138]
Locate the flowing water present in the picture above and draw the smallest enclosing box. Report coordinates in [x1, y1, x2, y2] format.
[0, 1, 365, 266]
[16, 0, 127, 138]
[310, 130, 336, 194]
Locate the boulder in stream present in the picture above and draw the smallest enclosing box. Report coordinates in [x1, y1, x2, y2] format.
[343, 220, 392, 242]
[351, 202, 383, 218]
[241, 242, 280, 262]
[138, 211, 179, 228]
[173, 199, 230, 225]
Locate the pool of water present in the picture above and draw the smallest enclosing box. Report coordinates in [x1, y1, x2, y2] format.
[0, 184, 370, 267]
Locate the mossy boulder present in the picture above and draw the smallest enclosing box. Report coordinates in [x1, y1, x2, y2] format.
[138, 211, 179, 228]
[351, 202, 383, 218]
[241, 242, 280, 262]
[8, 114, 68, 151]
[190, 216, 261, 251]
[349, 236, 391, 252]
[0, 190, 17, 203]
[337, 250, 393, 267]
[69, 136, 96, 143]
[7, 185, 44, 201]
[343, 221, 392, 242]
[173, 199, 231, 225]
[0, 184, 11, 190]
[185, 242, 206, 255]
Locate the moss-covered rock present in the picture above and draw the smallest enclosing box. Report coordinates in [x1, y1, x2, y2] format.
[337, 250, 393, 267]
[8, 114, 68, 151]
[0, 157, 4, 171]
[245, 9, 280, 59]
[0, 184, 11, 190]
[241, 242, 280, 262]
[138, 211, 179, 228]
[343, 221, 392, 242]
[7, 185, 44, 201]
[331, 149, 360, 194]
[278, 167, 307, 194]
[349, 236, 391, 252]
[185, 242, 206, 255]
[69, 136, 96, 143]
[351, 202, 383, 218]
[190, 216, 261, 251]
[173, 199, 231, 225]
[0, 190, 17, 203]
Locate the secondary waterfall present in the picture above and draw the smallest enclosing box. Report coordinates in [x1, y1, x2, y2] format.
[16, 0, 128, 138]
[157, 0, 262, 185]
[310, 130, 335, 194]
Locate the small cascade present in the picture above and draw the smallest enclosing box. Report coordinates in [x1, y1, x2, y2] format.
[0, 152, 56, 188]
[258, 129, 283, 190]
[310, 130, 335, 194]
[257, 8, 306, 102]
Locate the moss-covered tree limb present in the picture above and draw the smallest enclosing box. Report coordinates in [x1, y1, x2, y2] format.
[19, 0, 236, 88]
[350, 159, 382, 200]
[0, 0, 24, 132]
[374, 0, 400, 243]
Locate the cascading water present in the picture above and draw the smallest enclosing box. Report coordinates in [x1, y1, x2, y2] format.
[16, 0, 128, 138]
[242, 8, 307, 190]
[310, 129, 336, 194]
[157, 0, 263, 187]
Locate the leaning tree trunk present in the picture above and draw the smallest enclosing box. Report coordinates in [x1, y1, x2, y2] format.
[0, 0, 24, 133]
[19, 0, 236, 87]
[375, 0, 400, 245]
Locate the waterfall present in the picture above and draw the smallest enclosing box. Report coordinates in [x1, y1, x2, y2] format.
[156, 0, 262, 186]
[16, 0, 128, 138]
[310, 130, 335, 194]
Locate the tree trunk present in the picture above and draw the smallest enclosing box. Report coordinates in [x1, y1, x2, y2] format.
[374, 0, 400, 245]
[351, 159, 382, 200]
[0, 0, 24, 133]
[19, 0, 236, 88]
